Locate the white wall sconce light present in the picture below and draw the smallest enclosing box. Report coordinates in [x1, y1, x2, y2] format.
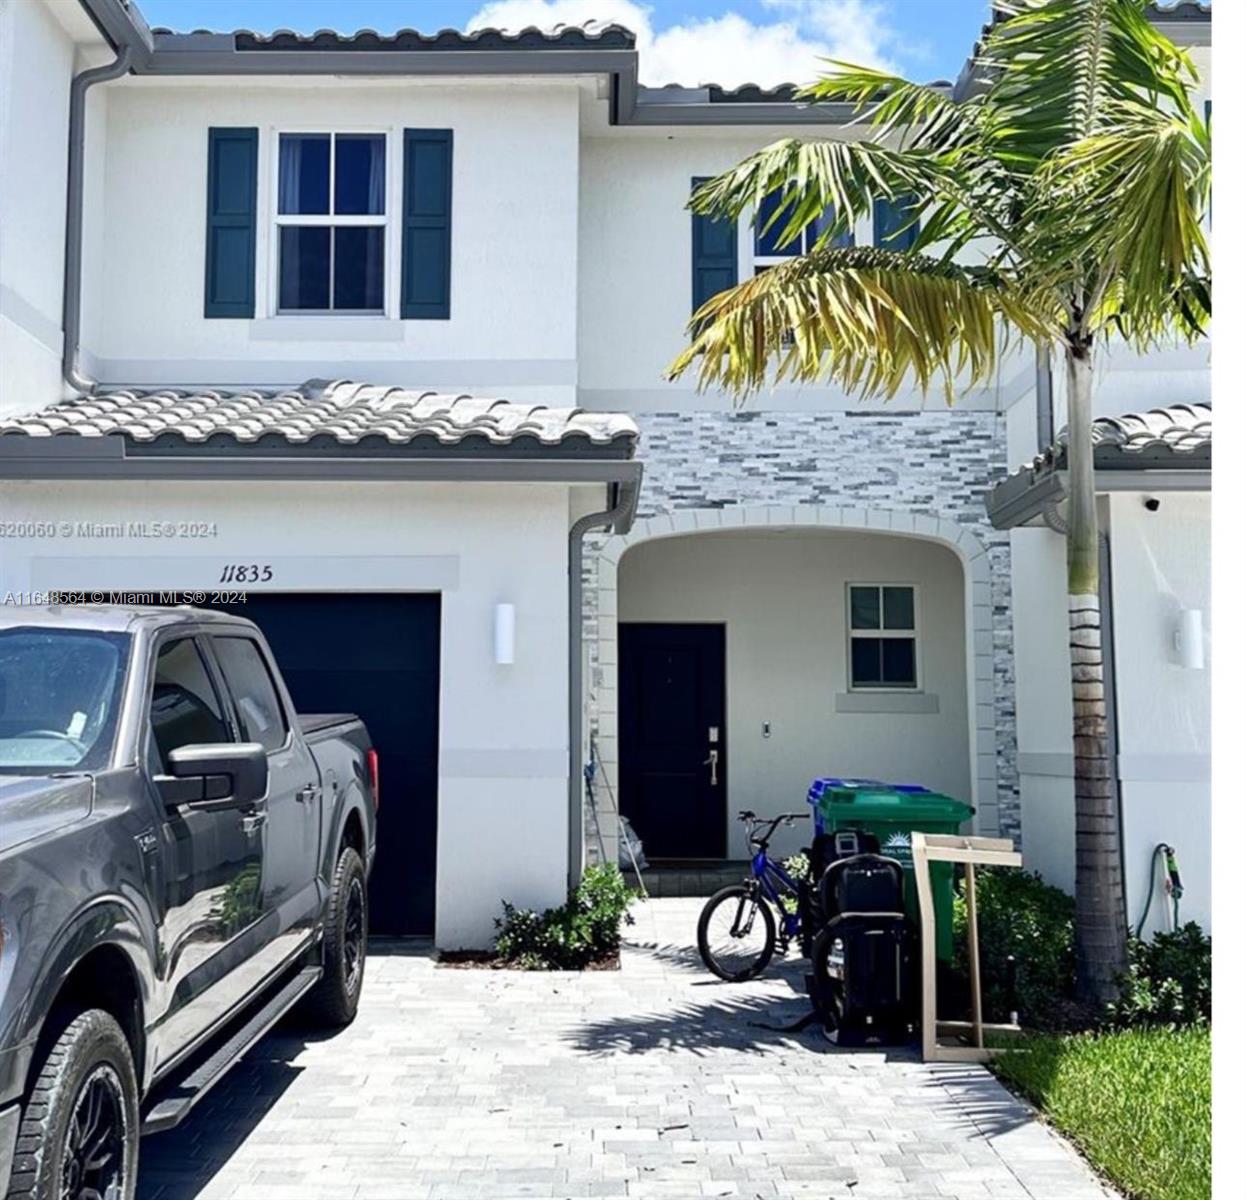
[1174, 608, 1205, 671]
[494, 603, 516, 665]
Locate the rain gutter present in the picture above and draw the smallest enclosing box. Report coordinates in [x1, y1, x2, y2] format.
[62, 43, 133, 394]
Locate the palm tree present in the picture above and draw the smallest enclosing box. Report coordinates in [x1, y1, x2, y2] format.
[667, 0, 1209, 1002]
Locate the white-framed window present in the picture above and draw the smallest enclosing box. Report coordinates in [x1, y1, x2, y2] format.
[273, 131, 389, 314]
[751, 193, 853, 344]
[847, 583, 920, 690]
[752, 191, 853, 275]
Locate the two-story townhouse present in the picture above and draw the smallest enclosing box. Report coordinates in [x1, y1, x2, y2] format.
[0, 0, 1211, 947]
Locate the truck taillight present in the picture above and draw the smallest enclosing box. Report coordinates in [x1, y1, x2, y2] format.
[366, 748, 380, 810]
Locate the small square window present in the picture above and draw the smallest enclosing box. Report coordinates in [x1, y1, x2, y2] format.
[847, 584, 918, 689]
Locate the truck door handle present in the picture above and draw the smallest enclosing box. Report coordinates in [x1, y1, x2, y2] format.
[241, 811, 267, 836]
[703, 749, 719, 787]
[297, 784, 318, 804]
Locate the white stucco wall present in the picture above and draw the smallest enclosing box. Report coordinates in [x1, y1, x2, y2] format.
[0, 0, 77, 416]
[84, 79, 581, 400]
[0, 477, 595, 948]
[1008, 492, 1211, 932]
[1109, 491, 1211, 934]
[617, 529, 970, 860]
[576, 132, 1034, 415]
[1010, 524, 1077, 895]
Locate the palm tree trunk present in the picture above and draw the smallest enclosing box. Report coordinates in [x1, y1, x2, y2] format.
[1064, 339, 1128, 1003]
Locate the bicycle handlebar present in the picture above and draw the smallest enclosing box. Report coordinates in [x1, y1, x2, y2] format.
[736, 810, 809, 846]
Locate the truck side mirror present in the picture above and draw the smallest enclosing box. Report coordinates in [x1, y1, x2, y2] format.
[158, 743, 268, 811]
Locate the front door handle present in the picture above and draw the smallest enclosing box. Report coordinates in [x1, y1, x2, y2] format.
[703, 749, 719, 787]
[241, 811, 267, 836]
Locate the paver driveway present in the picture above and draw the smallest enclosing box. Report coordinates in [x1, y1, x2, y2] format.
[138, 898, 1112, 1200]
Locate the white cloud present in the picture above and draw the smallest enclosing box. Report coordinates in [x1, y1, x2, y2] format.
[467, 0, 905, 88]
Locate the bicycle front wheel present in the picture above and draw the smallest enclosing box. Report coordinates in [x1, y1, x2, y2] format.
[697, 884, 777, 981]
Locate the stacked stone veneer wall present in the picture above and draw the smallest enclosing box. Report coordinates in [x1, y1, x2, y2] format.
[581, 409, 1019, 864]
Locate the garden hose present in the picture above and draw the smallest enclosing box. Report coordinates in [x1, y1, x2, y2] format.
[1135, 843, 1184, 936]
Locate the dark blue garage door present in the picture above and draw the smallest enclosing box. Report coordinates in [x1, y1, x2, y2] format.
[212, 593, 441, 936]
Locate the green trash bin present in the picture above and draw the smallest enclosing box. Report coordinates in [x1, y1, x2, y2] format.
[806, 778, 974, 962]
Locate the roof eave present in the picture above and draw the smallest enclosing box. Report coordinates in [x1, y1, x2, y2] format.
[627, 95, 859, 126]
[987, 462, 1212, 530]
[143, 32, 636, 79]
[79, 0, 154, 58]
[0, 435, 641, 483]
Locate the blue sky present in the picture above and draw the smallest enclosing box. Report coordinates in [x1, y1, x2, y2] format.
[138, 1, 994, 86]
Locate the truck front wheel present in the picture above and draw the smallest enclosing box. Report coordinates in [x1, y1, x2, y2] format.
[302, 845, 368, 1027]
[5, 1009, 139, 1200]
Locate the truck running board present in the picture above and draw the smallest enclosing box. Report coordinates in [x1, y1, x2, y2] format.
[141, 965, 322, 1134]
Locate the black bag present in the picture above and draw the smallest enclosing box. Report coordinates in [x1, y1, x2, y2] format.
[810, 914, 915, 1046]
[818, 853, 905, 918]
[798, 830, 882, 955]
[807, 853, 916, 1046]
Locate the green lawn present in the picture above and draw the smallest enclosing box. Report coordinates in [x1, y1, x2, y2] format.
[992, 1026, 1210, 1200]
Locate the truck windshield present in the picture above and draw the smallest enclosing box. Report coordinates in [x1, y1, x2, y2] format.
[0, 628, 131, 774]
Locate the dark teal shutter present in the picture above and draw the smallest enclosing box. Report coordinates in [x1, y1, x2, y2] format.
[873, 195, 918, 250]
[691, 176, 737, 314]
[401, 130, 453, 319]
[204, 128, 258, 318]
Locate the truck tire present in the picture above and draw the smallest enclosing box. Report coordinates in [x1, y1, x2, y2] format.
[5, 1009, 139, 1200]
[302, 846, 368, 1027]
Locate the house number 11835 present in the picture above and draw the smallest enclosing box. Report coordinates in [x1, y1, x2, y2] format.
[219, 564, 273, 583]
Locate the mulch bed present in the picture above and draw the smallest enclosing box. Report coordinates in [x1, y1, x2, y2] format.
[437, 950, 621, 971]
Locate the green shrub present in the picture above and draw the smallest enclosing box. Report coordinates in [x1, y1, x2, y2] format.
[1109, 923, 1211, 1029]
[993, 1026, 1210, 1200]
[952, 868, 1075, 1027]
[494, 864, 637, 969]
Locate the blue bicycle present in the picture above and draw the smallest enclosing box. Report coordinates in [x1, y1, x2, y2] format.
[696, 810, 809, 981]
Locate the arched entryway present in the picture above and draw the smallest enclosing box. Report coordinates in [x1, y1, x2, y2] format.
[589, 505, 998, 865]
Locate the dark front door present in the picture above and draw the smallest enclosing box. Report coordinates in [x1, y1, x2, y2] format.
[211, 594, 441, 936]
[619, 623, 726, 859]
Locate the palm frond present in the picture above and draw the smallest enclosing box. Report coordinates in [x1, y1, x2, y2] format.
[982, 0, 1199, 170]
[666, 247, 1053, 399]
[798, 63, 971, 150]
[689, 137, 1010, 259]
[1027, 97, 1209, 343]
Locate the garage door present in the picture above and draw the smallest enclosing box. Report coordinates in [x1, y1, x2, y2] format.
[212, 594, 441, 936]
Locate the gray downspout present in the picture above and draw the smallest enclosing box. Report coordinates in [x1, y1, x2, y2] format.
[567, 471, 640, 891]
[63, 46, 132, 395]
[1035, 346, 1054, 452]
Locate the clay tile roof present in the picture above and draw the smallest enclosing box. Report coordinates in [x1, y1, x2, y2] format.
[0, 380, 638, 460]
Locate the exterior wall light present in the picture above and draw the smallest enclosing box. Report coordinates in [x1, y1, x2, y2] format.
[494, 603, 516, 665]
[1174, 608, 1205, 670]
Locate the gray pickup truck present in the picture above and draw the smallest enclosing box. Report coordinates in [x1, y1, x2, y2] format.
[0, 605, 377, 1200]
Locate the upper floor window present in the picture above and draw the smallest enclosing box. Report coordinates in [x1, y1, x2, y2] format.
[873, 195, 920, 251]
[847, 584, 919, 690]
[276, 132, 386, 313]
[753, 191, 853, 272]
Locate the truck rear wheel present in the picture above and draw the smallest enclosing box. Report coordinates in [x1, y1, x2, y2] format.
[302, 846, 367, 1028]
[5, 1009, 139, 1200]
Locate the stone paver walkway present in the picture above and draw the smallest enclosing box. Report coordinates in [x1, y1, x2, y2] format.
[138, 899, 1112, 1200]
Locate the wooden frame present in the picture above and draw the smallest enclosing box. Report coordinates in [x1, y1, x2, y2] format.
[911, 832, 1024, 1063]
